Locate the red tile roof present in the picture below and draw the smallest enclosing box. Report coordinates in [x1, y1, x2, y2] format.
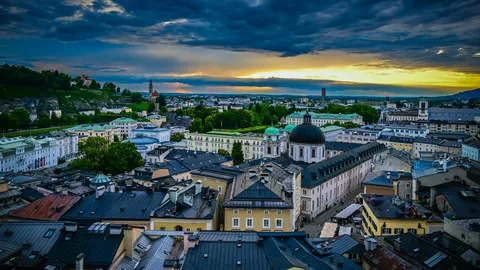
[9, 194, 80, 221]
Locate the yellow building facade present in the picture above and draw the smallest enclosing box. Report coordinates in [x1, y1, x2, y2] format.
[224, 208, 293, 232]
[151, 218, 217, 231]
[361, 195, 442, 236]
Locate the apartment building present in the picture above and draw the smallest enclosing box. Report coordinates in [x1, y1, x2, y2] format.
[300, 142, 386, 218]
[377, 135, 414, 153]
[462, 139, 480, 161]
[65, 124, 120, 142]
[411, 120, 479, 136]
[286, 111, 364, 126]
[45, 131, 79, 159]
[110, 117, 138, 139]
[0, 136, 59, 173]
[187, 131, 265, 161]
[413, 138, 462, 158]
[132, 126, 171, 142]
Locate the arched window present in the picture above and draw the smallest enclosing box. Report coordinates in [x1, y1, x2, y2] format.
[267, 147, 271, 154]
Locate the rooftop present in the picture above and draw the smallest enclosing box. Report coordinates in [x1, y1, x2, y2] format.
[363, 171, 412, 188]
[288, 111, 362, 120]
[66, 124, 119, 131]
[442, 191, 480, 219]
[123, 137, 159, 145]
[325, 141, 363, 152]
[9, 194, 79, 221]
[361, 194, 429, 220]
[110, 117, 136, 123]
[302, 142, 386, 188]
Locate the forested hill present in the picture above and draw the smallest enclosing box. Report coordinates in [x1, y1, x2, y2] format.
[0, 64, 102, 99]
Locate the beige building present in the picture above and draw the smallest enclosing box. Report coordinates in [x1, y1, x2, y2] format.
[223, 163, 301, 232]
[65, 124, 120, 142]
[410, 120, 480, 136]
[187, 131, 264, 160]
[147, 114, 167, 127]
[413, 138, 462, 158]
[386, 110, 419, 122]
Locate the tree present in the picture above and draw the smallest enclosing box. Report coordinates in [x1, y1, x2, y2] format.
[171, 133, 185, 142]
[231, 142, 244, 165]
[89, 79, 101, 90]
[131, 92, 143, 103]
[147, 103, 155, 113]
[0, 113, 10, 132]
[114, 135, 120, 142]
[189, 118, 204, 133]
[160, 106, 168, 113]
[69, 137, 109, 172]
[105, 142, 144, 174]
[157, 94, 167, 106]
[11, 109, 30, 129]
[50, 112, 59, 126]
[217, 149, 230, 156]
[37, 113, 50, 128]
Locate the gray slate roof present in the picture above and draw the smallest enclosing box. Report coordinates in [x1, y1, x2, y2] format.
[0, 222, 64, 257]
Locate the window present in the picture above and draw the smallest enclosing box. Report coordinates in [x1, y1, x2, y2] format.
[300, 148, 304, 157]
[382, 228, 392, 234]
[311, 149, 316, 158]
[186, 228, 191, 232]
[264, 210, 269, 214]
[246, 218, 253, 228]
[218, 186, 222, 194]
[405, 193, 411, 199]
[247, 209, 252, 214]
[160, 227, 165, 231]
[407, 229, 417, 234]
[394, 228, 404, 234]
[277, 210, 282, 215]
[263, 218, 270, 228]
[232, 218, 240, 228]
[405, 183, 411, 188]
[44, 229, 55, 238]
[275, 219, 283, 228]
[302, 190, 307, 195]
[233, 209, 239, 214]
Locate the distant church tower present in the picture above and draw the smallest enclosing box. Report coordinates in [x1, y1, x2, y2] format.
[149, 79, 153, 99]
[418, 98, 429, 121]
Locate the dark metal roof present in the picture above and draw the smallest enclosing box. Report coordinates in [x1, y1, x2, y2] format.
[361, 194, 424, 220]
[325, 141, 363, 152]
[183, 242, 270, 270]
[224, 181, 292, 209]
[9, 194, 79, 221]
[442, 192, 480, 219]
[197, 231, 259, 242]
[302, 142, 386, 188]
[61, 191, 167, 223]
[0, 222, 64, 257]
[21, 187, 45, 202]
[363, 171, 412, 187]
[290, 119, 326, 145]
[0, 240, 22, 263]
[47, 225, 124, 269]
[363, 245, 420, 269]
[154, 187, 217, 219]
[415, 182, 467, 199]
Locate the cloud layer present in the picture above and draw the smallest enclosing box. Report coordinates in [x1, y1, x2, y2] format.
[1, 0, 479, 95]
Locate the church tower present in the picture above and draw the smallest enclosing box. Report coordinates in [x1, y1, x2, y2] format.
[149, 79, 153, 99]
[418, 98, 429, 121]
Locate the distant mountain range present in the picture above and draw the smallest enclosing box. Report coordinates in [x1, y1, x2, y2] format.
[432, 88, 480, 100]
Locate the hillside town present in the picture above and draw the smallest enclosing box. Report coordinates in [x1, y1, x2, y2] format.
[0, 77, 480, 269]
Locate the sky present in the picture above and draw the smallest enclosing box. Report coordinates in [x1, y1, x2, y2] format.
[0, 0, 479, 96]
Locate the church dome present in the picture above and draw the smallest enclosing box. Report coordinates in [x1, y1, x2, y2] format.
[264, 126, 280, 136]
[90, 173, 111, 186]
[289, 112, 325, 144]
[284, 124, 296, 133]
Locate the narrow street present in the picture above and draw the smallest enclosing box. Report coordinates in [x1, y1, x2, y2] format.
[302, 187, 363, 237]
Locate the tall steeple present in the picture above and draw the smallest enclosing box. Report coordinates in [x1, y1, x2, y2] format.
[149, 79, 153, 96]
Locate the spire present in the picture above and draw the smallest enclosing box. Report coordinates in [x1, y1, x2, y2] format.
[303, 110, 312, 124]
[149, 79, 153, 95]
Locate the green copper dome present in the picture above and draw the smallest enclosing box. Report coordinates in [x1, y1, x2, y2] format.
[284, 124, 296, 133]
[264, 126, 280, 136]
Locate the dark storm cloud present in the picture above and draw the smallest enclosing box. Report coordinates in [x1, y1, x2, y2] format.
[93, 75, 448, 96]
[68, 63, 127, 73]
[1, 0, 480, 73]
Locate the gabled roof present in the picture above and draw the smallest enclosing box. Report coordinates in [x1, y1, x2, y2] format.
[0, 222, 64, 257]
[21, 187, 45, 202]
[325, 141, 363, 152]
[9, 194, 79, 221]
[154, 187, 217, 219]
[442, 191, 480, 219]
[224, 181, 292, 209]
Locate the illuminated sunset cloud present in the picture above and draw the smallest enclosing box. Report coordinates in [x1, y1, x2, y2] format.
[0, 0, 479, 96]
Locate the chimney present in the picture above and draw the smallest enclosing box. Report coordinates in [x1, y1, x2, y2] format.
[386, 172, 391, 180]
[169, 187, 179, 204]
[183, 232, 196, 253]
[109, 224, 123, 235]
[430, 188, 436, 208]
[393, 238, 402, 252]
[95, 186, 105, 199]
[195, 181, 202, 196]
[65, 222, 78, 233]
[364, 237, 377, 251]
[443, 157, 448, 172]
[257, 237, 264, 246]
[265, 164, 273, 173]
[76, 253, 84, 270]
[108, 182, 115, 192]
[248, 170, 256, 178]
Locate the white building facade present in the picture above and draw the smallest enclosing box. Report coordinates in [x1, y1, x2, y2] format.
[132, 126, 171, 142]
[0, 137, 59, 173]
[286, 112, 364, 126]
[110, 117, 138, 139]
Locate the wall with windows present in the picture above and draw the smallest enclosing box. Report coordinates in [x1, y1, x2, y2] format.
[151, 218, 214, 231]
[361, 200, 433, 237]
[191, 175, 229, 202]
[224, 208, 293, 232]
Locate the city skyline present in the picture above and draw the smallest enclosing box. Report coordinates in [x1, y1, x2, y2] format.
[1, 0, 479, 96]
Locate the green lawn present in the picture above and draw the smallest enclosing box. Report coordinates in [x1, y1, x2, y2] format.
[2, 126, 73, 138]
[127, 102, 150, 112]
